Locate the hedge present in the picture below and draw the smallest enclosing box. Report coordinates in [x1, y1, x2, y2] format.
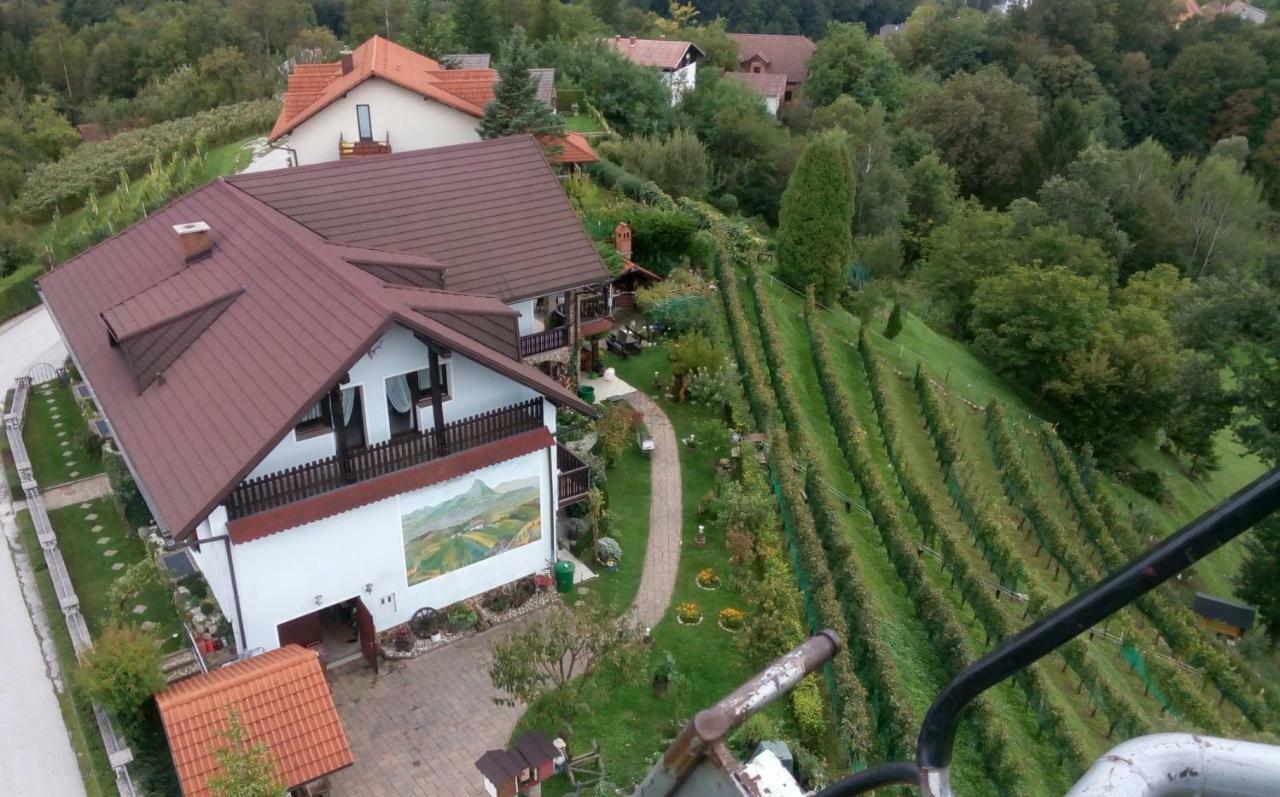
[0, 264, 41, 324]
[13, 100, 279, 220]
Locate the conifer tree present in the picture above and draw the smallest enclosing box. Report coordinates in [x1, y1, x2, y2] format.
[453, 0, 500, 54]
[776, 131, 855, 304]
[479, 27, 564, 142]
[885, 300, 903, 339]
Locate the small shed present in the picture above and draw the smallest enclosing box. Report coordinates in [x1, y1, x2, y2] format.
[513, 731, 561, 783]
[476, 749, 524, 797]
[1192, 592, 1257, 638]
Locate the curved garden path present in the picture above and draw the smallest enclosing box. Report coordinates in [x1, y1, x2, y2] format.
[623, 391, 682, 630]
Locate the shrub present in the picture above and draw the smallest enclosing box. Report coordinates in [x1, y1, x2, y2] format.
[596, 403, 638, 462]
[884, 301, 903, 339]
[718, 607, 745, 629]
[597, 129, 713, 200]
[77, 624, 165, 734]
[696, 568, 720, 588]
[676, 602, 702, 623]
[0, 265, 41, 324]
[105, 449, 152, 529]
[594, 536, 622, 566]
[0, 221, 35, 277]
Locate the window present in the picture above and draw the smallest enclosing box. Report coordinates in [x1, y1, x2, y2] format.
[385, 365, 450, 437]
[412, 363, 451, 406]
[356, 104, 373, 141]
[295, 399, 333, 440]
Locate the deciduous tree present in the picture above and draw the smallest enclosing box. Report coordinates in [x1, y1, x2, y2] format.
[77, 624, 165, 735]
[208, 710, 283, 797]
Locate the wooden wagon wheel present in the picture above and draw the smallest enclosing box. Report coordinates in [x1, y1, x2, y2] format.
[409, 607, 441, 639]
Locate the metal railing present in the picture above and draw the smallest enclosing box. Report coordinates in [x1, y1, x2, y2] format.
[519, 326, 570, 358]
[227, 399, 544, 519]
[338, 133, 391, 158]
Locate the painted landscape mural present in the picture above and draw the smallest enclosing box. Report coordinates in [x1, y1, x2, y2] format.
[402, 475, 541, 586]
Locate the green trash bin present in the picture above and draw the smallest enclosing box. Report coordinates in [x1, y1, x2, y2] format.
[554, 560, 575, 593]
[578, 385, 596, 404]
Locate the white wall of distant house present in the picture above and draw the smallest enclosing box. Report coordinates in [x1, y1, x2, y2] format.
[663, 61, 697, 105]
[192, 448, 557, 652]
[286, 78, 481, 166]
[246, 324, 547, 480]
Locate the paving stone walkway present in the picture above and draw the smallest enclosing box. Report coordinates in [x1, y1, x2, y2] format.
[327, 609, 547, 797]
[42, 474, 112, 511]
[623, 390, 682, 630]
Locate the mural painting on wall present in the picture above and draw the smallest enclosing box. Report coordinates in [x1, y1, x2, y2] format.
[403, 475, 542, 585]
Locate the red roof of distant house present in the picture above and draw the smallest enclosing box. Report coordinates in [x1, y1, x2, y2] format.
[727, 33, 817, 85]
[156, 645, 352, 797]
[40, 136, 604, 539]
[723, 71, 788, 102]
[543, 132, 598, 164]
[601, 36, 703, 70]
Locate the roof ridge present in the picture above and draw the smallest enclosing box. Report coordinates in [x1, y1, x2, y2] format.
[160, 645, 310, 708]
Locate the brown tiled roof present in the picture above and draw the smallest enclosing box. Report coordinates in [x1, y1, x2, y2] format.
[229, 136, 607, 300]
[444, 53, 492, 69]
[156, 645, 352, 797]
[41, 137, 602, 539]
[723, 71, 788, 101]
[543, 132, 598, 165]
[476, 749, 524, 785]
[727, 33, 816, 85]
[228, 427, 553, 542]
[601, 36, 702, 70]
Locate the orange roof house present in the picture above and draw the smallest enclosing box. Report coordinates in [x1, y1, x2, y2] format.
[156, 645, 353, 797]
[270, 35, 594, 166]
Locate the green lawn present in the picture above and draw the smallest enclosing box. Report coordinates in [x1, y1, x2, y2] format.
[50, 496, 185, 652]
[563, 115, 605, 134]
[14, 510, 117, 797]
[23, 381, 102, 487]
[515, 347, 759, 793]
[579, 433, 652, 616]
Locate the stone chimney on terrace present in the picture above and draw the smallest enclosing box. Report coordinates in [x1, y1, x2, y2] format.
[614, 222, 632, 260]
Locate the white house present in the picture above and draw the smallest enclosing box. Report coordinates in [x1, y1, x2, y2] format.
[722, 71, 787, 115]
[267, 35, 597, 169]
[602, 36, 703, 105]
[40, 137, 609, 667]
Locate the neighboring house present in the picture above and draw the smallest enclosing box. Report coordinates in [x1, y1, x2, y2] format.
[722, 71, 788, 115]
[726, 33, 816, 106]
[602, 35, 703, 105]
[1182, 0, 1268, 23]
[443, 53, 558, 106]
[1192, 593, 1257, 639]
[40, 136, 608, 663]
[268, 35, 595, 167]
[156, 645, 353, 797]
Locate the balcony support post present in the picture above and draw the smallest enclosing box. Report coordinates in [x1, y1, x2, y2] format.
[328, 385, 353, 485]
[428, 346, 447, 454]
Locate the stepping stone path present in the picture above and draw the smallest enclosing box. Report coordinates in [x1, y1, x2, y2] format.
[85, 513, 98, 521]
[96, 537, 109, 545]
[59, 441, 68, 447]
[103, 549, 116, 557]
[79, 503, 90, 509]
[56, 431, 65, 437]
[51, 413, 60, 420]
[68, 471, 79, 478]
[54, 422, 62, 428]
[111, 563, 125, 571]
[91, 525, 103, 533]
[141, 621, 157, 632]
[61, 451, 72, 459]
[131, 605, 147, 616]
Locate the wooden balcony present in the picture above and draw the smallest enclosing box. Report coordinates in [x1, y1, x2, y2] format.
[579, 291, 608, 321]
[226, 399, 544, 520]
[557, 444, 590, 508]
[339, 135, 391, 159]
[519, 326, 569, 358]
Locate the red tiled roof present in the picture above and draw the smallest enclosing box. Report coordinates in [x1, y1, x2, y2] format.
[727, 33, 816, 85]
[723, 71, 788, 101]
[156, 645, 352, 797]
[40, 137, 603, 540]
[271, 36, 493, 140]
[601, 36, 701, 70]
[544, 132, 598, 165]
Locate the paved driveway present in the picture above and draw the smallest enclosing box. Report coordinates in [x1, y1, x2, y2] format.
[328, 611, 544, 797]
[0, 305, 85, 796]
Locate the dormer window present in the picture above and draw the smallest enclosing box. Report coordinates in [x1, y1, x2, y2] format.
[356, 104, 373, 142]
[296, 398, 334, 440]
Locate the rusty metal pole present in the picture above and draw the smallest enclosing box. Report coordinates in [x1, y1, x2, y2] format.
[634, 630, 841, 797]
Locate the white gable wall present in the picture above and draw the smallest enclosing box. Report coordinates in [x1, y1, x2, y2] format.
[192, 447, 557, 652]
[247, 324, 542, 479]
[286, 78, 482, 166]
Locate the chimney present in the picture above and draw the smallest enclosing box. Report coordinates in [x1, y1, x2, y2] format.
[173, 222, 212, 263]
[614, 222, 632, 260]
[340, 48, 354, 75]
[629, 35, 637, 46]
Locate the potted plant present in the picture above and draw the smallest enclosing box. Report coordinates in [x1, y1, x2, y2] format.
[718, 607, 745, 632]
[676, 602, 702, 625]
[693, 525, 706, 548]
[594, 536, 622, 571]
[696, 568, 720, 590]
[392, 626, 414, 652]
[533, 572, 553, 592]
[652, 651, 678, 696]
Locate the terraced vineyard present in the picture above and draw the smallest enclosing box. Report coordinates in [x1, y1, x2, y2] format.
[711, 258, 1275, 792]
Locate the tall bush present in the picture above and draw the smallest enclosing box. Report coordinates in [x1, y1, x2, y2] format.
[776, 131, 855, 304]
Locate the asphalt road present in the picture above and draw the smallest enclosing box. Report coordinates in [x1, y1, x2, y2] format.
[0, 305, 86, 797]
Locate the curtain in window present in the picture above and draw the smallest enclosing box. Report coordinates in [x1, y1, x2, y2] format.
[341, 387, 358, 425]
[300, 402, 324, 423]
[386, 374, 413, 414]
[416, 366, 446, 397]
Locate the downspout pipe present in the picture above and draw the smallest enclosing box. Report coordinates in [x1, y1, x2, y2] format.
[1066, 734, 1280, 796]
[164, 533, 247, 655]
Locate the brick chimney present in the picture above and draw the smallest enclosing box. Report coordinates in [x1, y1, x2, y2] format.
[173, 222, 212, 263]
[629, 35, 637, 46]
[614, 222, 632, 260]
[340, 48, 354, 75]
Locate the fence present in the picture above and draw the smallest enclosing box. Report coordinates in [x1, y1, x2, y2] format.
[4, 376, 138, 797]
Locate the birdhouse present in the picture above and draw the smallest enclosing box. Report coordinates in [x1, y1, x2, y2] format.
[513, 731, 560, 784]
[475, 749, 522, 797]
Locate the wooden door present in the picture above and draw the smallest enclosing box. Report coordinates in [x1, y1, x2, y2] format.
[355, 597, 379, 673]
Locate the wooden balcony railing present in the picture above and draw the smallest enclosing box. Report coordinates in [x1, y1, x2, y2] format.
[519, 326, 569, 358]
[339, 134, 391, 159]
[579, 291, 608, 321]
[226, 398, 543, 520]
[557, 443, 590, 508]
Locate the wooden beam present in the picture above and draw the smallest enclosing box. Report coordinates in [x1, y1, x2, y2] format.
[428, 346, 447, 454]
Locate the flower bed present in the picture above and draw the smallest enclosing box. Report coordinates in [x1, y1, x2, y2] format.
[717, 607, 744, 633]
[695, 567, 720, 590]
[675, 601, 703, 625]
[381, 580, 556, 660]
